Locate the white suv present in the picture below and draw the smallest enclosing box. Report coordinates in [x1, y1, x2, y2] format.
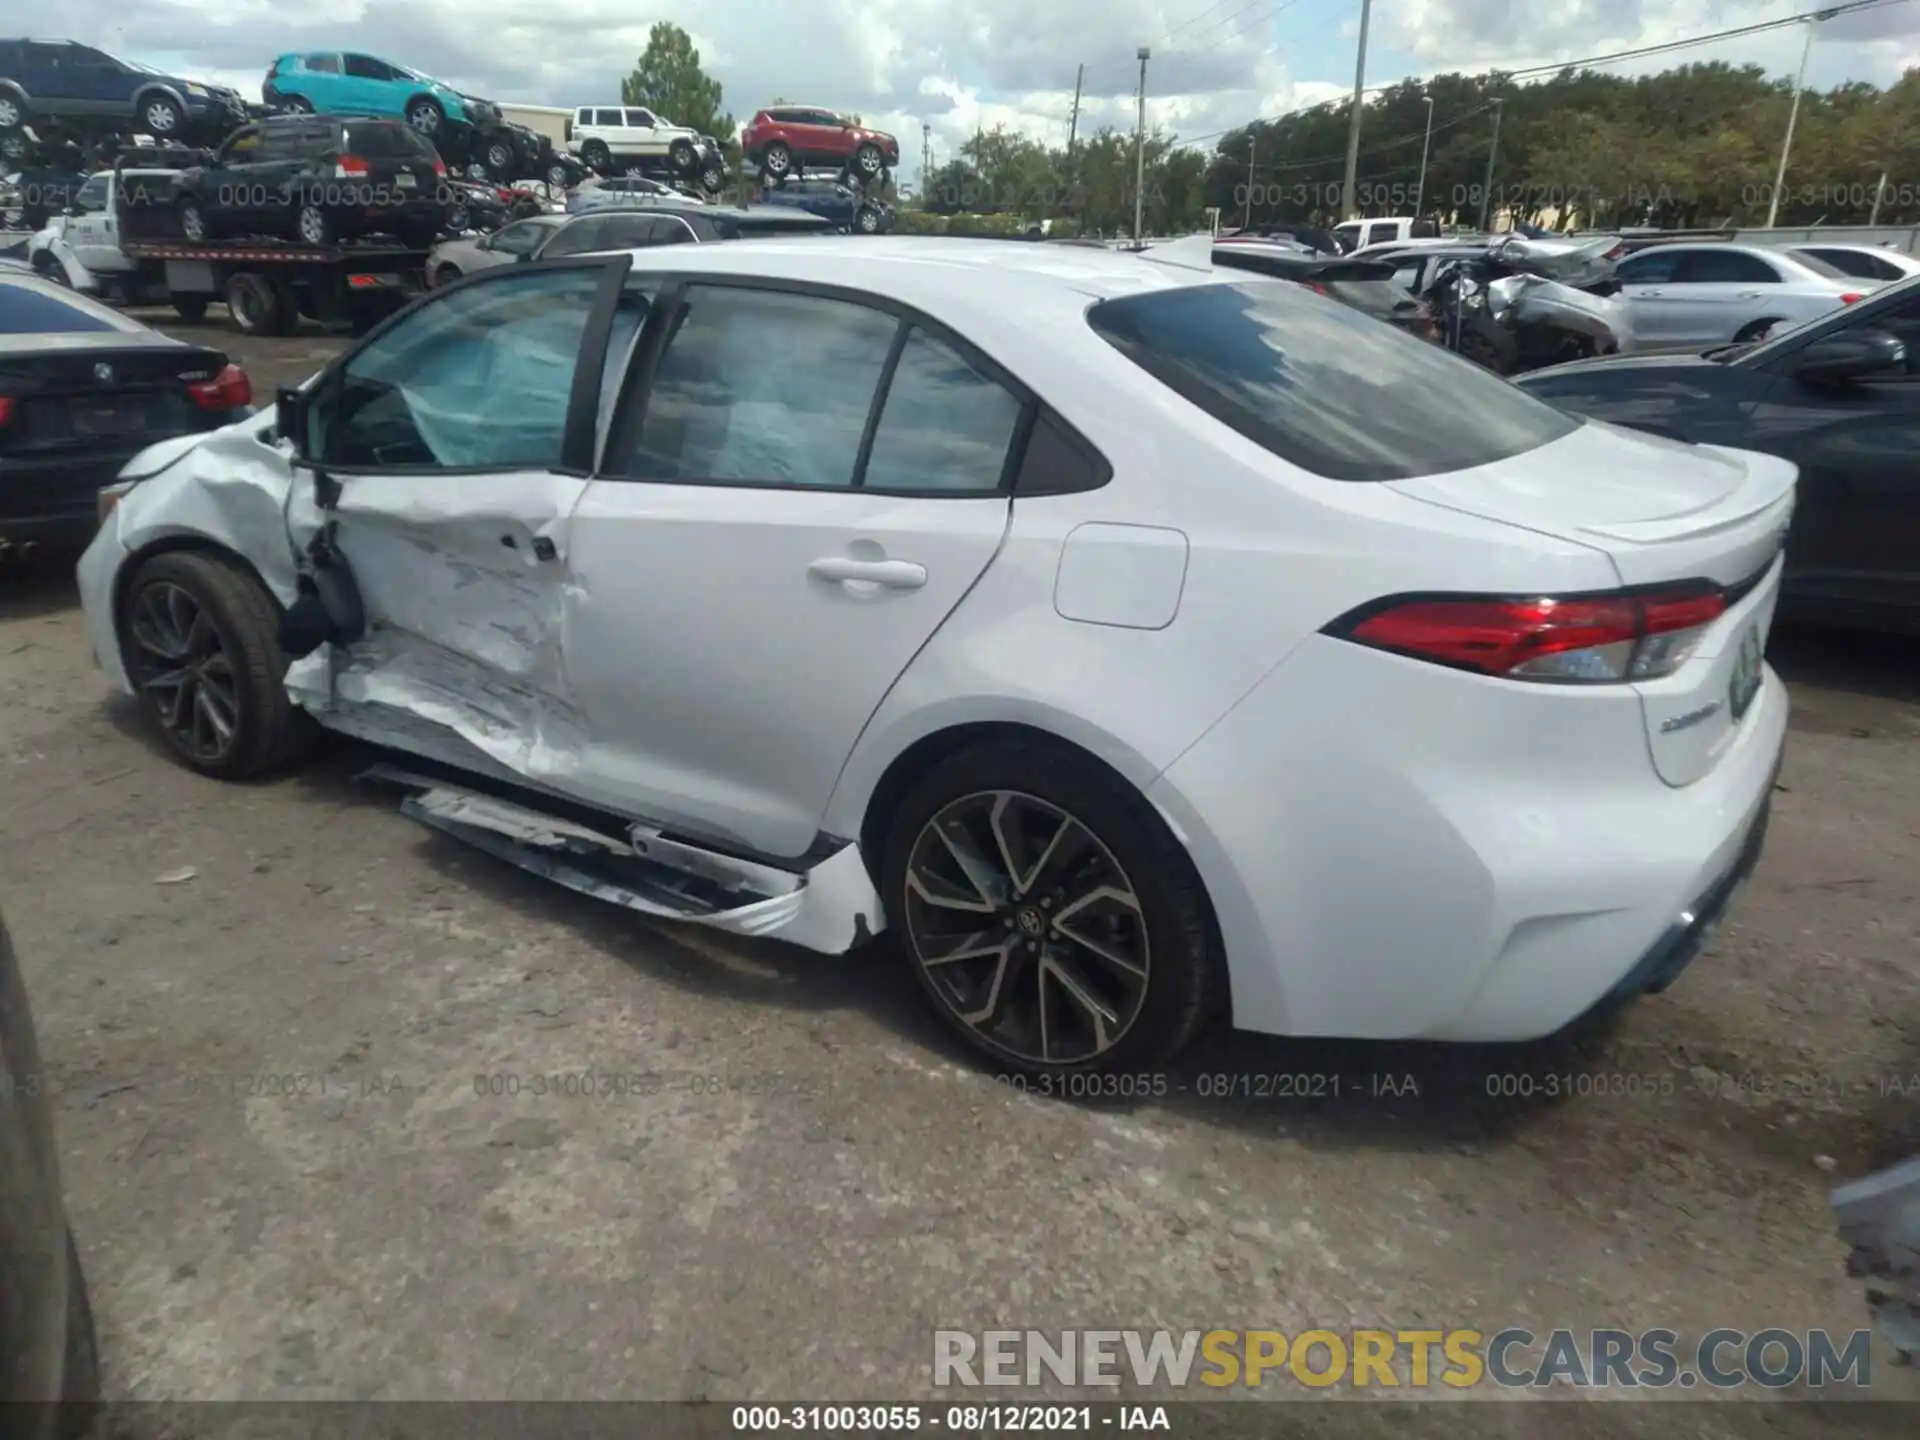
[567, 105, 718, 179]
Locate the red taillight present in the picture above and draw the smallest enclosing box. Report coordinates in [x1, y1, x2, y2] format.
[334, 155, 370, 178]
[0, 396, 12, 427]
[187, 363, 251, 411]
[1841, 292, 1864, 304]
[435, 159, 448, 178]
[1333, 586, 1728, 683]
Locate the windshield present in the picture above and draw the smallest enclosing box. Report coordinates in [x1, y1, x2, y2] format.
[1087, 279, 1578, 482]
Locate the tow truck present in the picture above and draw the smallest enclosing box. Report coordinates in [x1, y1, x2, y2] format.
[26, 146, 429, 335]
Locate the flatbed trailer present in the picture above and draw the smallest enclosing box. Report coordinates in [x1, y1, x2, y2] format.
[115, 239, 427, 336]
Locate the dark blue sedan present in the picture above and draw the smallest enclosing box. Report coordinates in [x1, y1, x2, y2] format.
[757, 177, 892, 234]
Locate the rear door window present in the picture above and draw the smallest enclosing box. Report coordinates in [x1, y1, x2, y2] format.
[1086, 280, 1578, 482]
[304, 54, 341, 74]
[593, 109, 624, 127]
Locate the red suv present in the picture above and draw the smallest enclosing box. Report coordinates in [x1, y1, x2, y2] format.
[741, 106, 900, 185]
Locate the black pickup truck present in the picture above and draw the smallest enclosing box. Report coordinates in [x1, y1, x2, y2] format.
[136, 114, 449, 250]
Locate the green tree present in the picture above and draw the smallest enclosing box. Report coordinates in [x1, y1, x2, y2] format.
[621, 22, 736, 151]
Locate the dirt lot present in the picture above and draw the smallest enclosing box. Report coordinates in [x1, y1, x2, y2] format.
[2, 315, 1918, 1418]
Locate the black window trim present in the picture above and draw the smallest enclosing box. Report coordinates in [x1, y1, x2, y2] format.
[594, 272, 1110, 498]
[295, 254, 633, 484]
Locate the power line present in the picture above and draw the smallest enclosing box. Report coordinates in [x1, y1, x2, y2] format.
[1171, 0, 1917, 151]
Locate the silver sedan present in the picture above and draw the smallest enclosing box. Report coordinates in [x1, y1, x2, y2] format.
[1614, 242, 1870, 349]
[425, 214, 567, 288]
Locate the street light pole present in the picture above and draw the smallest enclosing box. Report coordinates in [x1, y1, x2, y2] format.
[1766, 16, 1819, 229]
[1244, 132, 1256, 229]
[1414, 95, 1433, 219]
[1478, 98, 1504, 231]
[1134, 47, 1150, 243]
[1341, 0, 1374, 220]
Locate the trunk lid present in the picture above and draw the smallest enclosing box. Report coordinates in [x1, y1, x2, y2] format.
[0, 339, 229, 456]
[1388, 417, 1795, 788]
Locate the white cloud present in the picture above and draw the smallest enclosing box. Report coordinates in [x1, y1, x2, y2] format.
[12, 0, 1919, 180]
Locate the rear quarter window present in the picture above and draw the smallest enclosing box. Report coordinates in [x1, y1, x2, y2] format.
[1086, 280, 1578, 482]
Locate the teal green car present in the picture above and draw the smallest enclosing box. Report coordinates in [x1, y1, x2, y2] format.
[261, 52, 502, 140]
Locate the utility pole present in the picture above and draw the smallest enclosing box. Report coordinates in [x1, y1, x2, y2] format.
[1766, 15, 1820, 228]
[1067, 64, 1084, 153]
[1244, 132, 1256, 229]
[1414, 95, 1433, 219]
[1341, 0, 1373, 220]
[921, 122, 931, 199]
[1478, 98, 1504, 231]
[1134, 47, 1150, 243]
[1870, 169, 1889, 226]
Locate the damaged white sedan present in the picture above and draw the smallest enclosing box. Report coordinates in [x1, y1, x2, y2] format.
[80, 238, 1791, 1075]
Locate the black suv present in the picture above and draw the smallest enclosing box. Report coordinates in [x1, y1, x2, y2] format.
[166, 116, 449, 248]
[0, 39, 247, 155]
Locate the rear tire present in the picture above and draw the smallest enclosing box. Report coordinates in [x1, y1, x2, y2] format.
[405, 97, 444, 136]
[294, 202, 336, 246]
[762, 141, 793, 179]
[175, 198, 210, 243]
[669, 138, 695, 174]
[223, 273, 275, 335]
[119, 550, 319, 779]
[880, 737, 1222, 1077]
[279, 95, 314, 115]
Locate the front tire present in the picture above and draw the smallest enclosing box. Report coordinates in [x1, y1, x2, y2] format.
[762, 141, 793, 179]
[175, 198, 210, 243]
[581, 140, 611, 172]
[669, 138, 695, 174]
[881, 738, 1221, 1076]
[120, 551, 318, 779]
[279, 95, 315, 114]
[484, 137, 514, 174]
[853, 143, 884, 181]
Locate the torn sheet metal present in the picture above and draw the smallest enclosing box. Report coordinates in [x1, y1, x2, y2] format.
[80, 415, 305, 697]
[1833, 1155, 1920, 1360]
[367, 766, 885, 954]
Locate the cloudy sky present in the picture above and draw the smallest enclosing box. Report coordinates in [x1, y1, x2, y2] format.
[25, 0, 1920, 178]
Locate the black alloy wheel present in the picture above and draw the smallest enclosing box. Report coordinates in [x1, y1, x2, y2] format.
[127, 577, 244, 767]
[122, 552, 317, 778]
[884, 738, 1222, 1075]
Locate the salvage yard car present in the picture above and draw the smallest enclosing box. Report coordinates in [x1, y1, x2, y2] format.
[1, 267, 251, 557]
[77, 239, 1790, 1077]
[164, 115, 447, 248]
[262, 53, 503, 142]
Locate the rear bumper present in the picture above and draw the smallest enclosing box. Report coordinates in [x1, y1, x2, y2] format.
[1147, 632, 1790, 1043]
[1, 454, 135, 550]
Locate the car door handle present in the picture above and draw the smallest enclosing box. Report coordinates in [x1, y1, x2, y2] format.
[1736, 291, 1763, 299]
[808, 557, 926, 589]
[1635, 290, 1662, 298]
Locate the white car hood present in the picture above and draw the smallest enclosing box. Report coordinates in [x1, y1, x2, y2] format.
[1389, 417, 1796, 587]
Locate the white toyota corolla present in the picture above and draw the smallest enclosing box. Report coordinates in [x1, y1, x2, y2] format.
[77, 236, 1791, 1075]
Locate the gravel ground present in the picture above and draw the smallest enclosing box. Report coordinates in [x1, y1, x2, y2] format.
[2, 315, 1917, 1421]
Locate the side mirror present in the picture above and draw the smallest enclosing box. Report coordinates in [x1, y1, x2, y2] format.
[1793, 327, 1906, 384]
[275, 385, 308, 455]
